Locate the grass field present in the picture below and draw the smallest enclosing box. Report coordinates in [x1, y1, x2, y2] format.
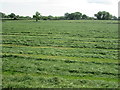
[2, 20, 119, 88]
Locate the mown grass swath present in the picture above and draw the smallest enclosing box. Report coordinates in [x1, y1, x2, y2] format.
[2, 20, 119, 88]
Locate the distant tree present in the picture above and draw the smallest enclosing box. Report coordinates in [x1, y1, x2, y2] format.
[88, 17, 95, 20]
[53, 16, 59, 20]
[33, 11, 41, 22]
[64, 12, 82, 20]
[59, 16, 65, 20]
[64, 13, 70, 20]
[8, 13, 16, 19]
[48, 15, 54, 20]
[73, 12, 82, 20]
[94, 11, 102, 20]
[94, 11, 112, 20]
[16, 15, 19, 18]
[26, 16, 31, 19]
[112, 16, 117, 20]
[67, 13, 74, 20]
[118, 17, 120, 20]
[41, 16, 48, 20]
[17, 16, 31, 20]
[82, 14, 88, 19]
[13, 15, 20, 20]
[0, 12, 6, 18]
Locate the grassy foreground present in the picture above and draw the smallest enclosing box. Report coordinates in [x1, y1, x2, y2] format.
[2, 20, 119, 88]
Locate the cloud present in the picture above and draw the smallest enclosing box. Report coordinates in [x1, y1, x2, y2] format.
[0, 0, 119, 17]
[0, 0, 41, 3]
[87, 0, 112, 4]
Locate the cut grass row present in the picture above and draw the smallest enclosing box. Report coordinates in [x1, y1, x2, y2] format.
[3, 70, 118, 83]
[3, 72, 118, 88]
[2, 40, 118, 50]
[2, 52, 118, 64]
[2, 43, 118, 60]
[2, 56, 118, 88]
[2, 43, 119, 51]
[2, 57, 118, 82]
[2, 35, 118, 43]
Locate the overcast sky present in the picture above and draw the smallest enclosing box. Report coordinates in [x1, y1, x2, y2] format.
[0, 0, 119, 17]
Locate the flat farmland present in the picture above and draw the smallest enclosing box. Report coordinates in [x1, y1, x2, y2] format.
[2, 20, 119, 88]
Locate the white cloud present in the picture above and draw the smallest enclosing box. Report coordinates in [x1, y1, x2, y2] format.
[87, 0, 112, 4]
[0, 0, 119, 17]
[1, 0, 35, 3]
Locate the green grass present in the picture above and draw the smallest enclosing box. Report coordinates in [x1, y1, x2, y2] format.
[2, 20, 119, 88]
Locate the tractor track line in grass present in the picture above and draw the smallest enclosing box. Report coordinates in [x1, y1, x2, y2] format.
[2, 53, 118, 64]
[2, 40, 118, 45]
[3, 71, 118, 82]
[1, 34, 118, 40]
[1, 44, 73, 50]
[1, 44, 119, 51]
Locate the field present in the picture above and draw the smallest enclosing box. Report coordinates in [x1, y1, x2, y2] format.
[2, 20, 119, 88]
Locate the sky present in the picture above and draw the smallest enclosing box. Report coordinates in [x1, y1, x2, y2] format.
[0, 0, 119, 17]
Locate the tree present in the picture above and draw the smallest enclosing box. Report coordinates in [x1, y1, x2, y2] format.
[58, 16, 65, 20]
[118, 17, 120, 20]
[88, 17, 95, 20]
[73, 12, 82, 20]
[112, 16, 117, 20]
[8, 13, 16, 19]
[64, 13, 70, 20]
[94, 11, 112, 20]
[64, 12, 82, 20]
[0, 12, 6, 18]
[41, 16, 48, 20]
[33, 11, 41, 22]
[48, 15, 54, 20]
[13, 15, 20, 20]
[82, 14, 88, 19]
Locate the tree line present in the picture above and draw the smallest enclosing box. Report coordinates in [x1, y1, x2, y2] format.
[0, 11, 119, 21]
[0, 12, 31, 20]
